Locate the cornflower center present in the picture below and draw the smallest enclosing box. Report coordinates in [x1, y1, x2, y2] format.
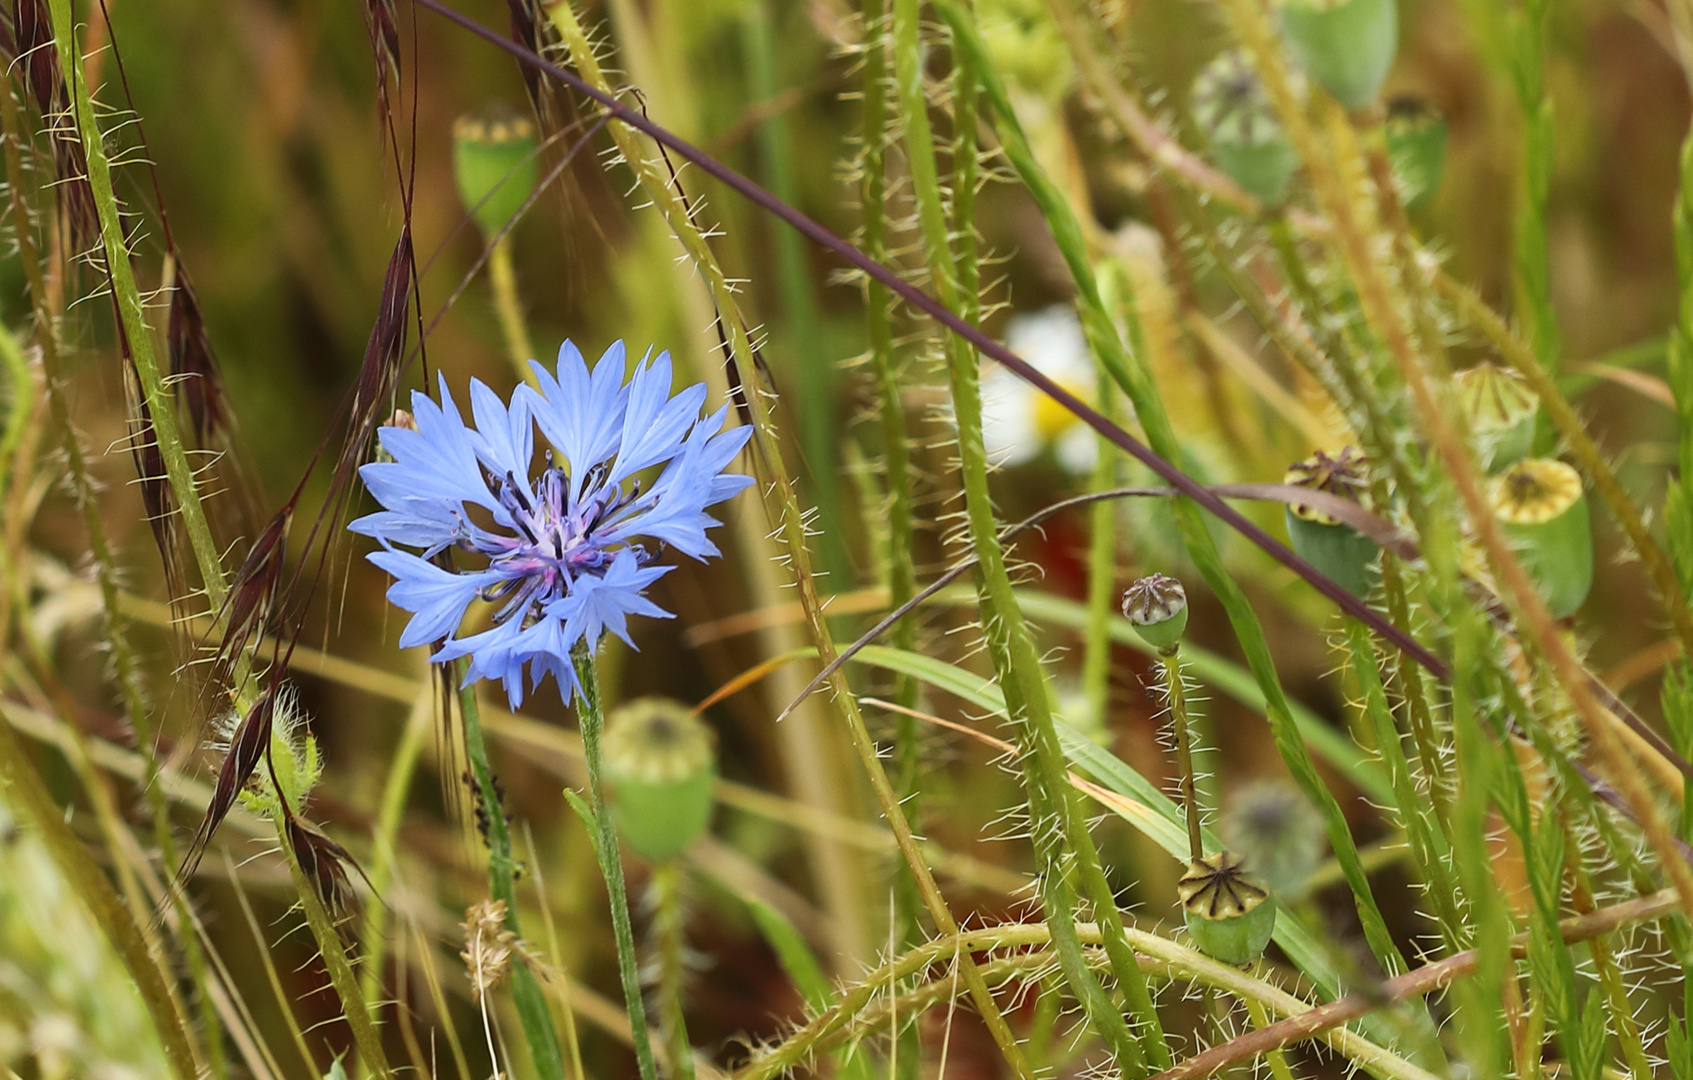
[471, 451, 646, 625]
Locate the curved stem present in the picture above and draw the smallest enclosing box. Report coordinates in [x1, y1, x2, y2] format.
[1161, 646, 1202, 862]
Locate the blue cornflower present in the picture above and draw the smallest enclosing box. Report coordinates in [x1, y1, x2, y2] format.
[353, 341, 754, 706]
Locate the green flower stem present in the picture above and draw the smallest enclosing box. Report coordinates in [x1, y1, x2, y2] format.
[456, 662, 567, 1080]
[567, 641, 660, 1080]
[651, 861, 696, 1080]
[940, 0, 1410, 996]
[0, 707, 198, 1080]
[542, 7, 1033, 1073]
[0, 66, 228, 1079]
[1159, 646, 1202, 862]
[1242, 995, 1298, 1080]
[46, 0, 224, 609]
[272, 815, 393, 1079]
[488, 236, 542, 390]
[892, 3, 1164, 1071]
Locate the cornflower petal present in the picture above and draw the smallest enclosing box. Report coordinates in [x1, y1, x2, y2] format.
[368, 549, 491, 648]
[525, 340, 630, 492]
[608, 351, 708, 485]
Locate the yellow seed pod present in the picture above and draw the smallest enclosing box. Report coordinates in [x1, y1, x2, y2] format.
[1490, 459, 1592, 620]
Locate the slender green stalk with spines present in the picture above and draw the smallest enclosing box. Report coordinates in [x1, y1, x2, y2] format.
[856, 4, 923, 1071]
[650, 862, 696, 1080]
[1507, 0, 1559, 381]
[1228, 0, 1693, 928]
[941, 0, 1411, 989]
[566, 641, 659, 1080]
[456, 666, 567, 1080]
[740, 0, 849, 581]
[890, 3, 1165, 1070]
[543, 6, 1034, 1072]
[1159, 644, 1202, 862]
[1343, 620, 1463, 949]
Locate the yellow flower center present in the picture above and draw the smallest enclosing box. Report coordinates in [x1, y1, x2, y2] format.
[1032, 378, 1089, 442]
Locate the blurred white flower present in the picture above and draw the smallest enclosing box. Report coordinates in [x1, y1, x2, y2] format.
[982, 304, 1100, 473]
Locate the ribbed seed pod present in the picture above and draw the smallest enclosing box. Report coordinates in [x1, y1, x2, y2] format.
[603, 698, 718, 863]
[1384, 96, 1447, 212]
[1284, 447, 1379, 599]
[1491, 459, 1592, 619]
[1178, 851, 1278, 965]
[452, 110, 540, 241]
[1279, 0, 1398, 111]
[1192, 50, 1301, 205]
[1121, 573, 1189, 653]
[1456, 362, 1539, 473]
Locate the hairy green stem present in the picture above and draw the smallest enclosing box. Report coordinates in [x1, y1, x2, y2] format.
[1160, 646, 1203, 862]
[651, 861, 696, 1080]
[941, 0, 1409, 998]
[568, 641, 660, 1080]
[891, 2, 1165, 1070]
[542, 5, 1033, 1071]
[457, 663, 567, 1080]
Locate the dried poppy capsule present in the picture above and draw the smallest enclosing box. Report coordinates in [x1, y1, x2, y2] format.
[1284, 448, 1379, 599]
[1178, 850, 1278, 965]
[1456, 362, 1538, 473]
[1385, 96, 1447, 213]
[1192, 50, 1301, 205]
[1279, 0, 1398, 112]
[1491, 459, 1592, 619]
[1122, 573, 1189, 653]
[604, 698, 717, 863]
[452, 109, 540, 241]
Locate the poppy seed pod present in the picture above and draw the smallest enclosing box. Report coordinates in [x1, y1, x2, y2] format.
[1178, 851, 1277, 965]
[1279, 0, 1398, 111]
[1384, 97, 1447, 212]
[1122, 573, 1189, 653]
[1284, 448, 1380, 599]
[1456, 362, 1538, 473]
[1491, 459, 1592, 619]
[452, 110, 540, 241]
[1191, 51, 1301, 205]
[1222, 781, 1326, 903]
[603, 698, 718, 863]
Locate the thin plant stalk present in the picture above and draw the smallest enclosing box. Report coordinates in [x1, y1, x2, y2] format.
[456, 663, 567, 1080]
[0, 706, 199, 1080]
[567, 640, 660, 1080]
[488, 236, 541, 389]
[890, 2, 1164, 1069]
[1159, 645, 1202, 862]
[651, 861, 696, 1080]
[540, 6, 1033, 1071]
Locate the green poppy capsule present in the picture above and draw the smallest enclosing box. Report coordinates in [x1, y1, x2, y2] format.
[1284, 448, 1380, 599]
[452, 110, 540, 241]
[1178, 851, 1278, 965]
[1121, 573, 1189, 653]
[603, 698, 718, 863]
[1491, 459, 1592, 619]
[1455, 362, 1538, 473]
[1191, 51, 1301, 205]
[1384, 96, 1447, 212]
[1279, 0, 1398, 112]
